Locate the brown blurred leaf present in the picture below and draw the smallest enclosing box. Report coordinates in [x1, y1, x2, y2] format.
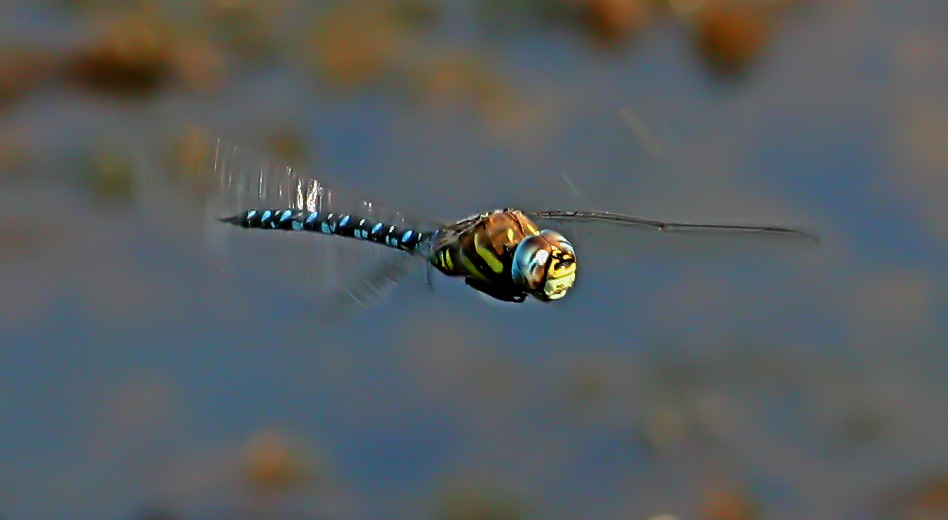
[696, 5, 773, 75]
[0, 50, 59, 104]
[885, 474, 948, 520]
[70, 13, 173, 94]
[701, 484, 759, 520]
[583, 0, 654, 45]
[438, 485, 529, 520]
[308, 4, 406, 88]
[244, 428, 318, 492]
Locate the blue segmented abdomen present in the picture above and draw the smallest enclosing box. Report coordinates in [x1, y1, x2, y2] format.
[221, 208, 436, 253]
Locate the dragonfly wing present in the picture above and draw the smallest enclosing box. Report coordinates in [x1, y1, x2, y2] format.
[175, 135, 441, 231]
[526, 210, 819, 242]
[322, 251, 426, 319]
[146, 132, 441, 309]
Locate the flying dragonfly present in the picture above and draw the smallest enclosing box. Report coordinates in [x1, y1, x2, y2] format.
[175, 136, 816, 305]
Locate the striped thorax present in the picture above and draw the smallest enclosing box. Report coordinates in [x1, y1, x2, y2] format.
[428, 209, 577, 302]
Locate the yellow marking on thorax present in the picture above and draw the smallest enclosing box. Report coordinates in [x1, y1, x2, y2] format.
[459, 251, 486, 280]
[474, 232, 505, 274]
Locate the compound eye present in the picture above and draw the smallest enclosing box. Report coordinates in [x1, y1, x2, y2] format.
[530, 248, 549, 276]
[511, 235, 551, 291]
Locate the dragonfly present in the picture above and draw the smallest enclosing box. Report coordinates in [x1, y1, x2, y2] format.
[175, 136, 816, 306]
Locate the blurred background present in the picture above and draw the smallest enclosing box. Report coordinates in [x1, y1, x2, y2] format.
[2, 0, 947, 519]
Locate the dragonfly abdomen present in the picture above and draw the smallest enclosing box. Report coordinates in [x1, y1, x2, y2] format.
[221, 208, 435, 253]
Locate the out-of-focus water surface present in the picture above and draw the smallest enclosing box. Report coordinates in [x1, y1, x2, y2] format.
[2, 1, 947, 519]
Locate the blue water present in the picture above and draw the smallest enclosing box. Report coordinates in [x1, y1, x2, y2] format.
[1, 1, 947, 519]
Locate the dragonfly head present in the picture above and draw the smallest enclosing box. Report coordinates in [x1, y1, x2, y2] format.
[511, 230, 577, 301]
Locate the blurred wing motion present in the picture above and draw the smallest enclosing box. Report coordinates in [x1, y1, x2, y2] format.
[177, 136, 439, 234]
[527, 209, 818, 242]
[166, 134, 440, 310]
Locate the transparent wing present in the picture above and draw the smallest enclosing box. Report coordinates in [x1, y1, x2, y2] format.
[176, 135, 441, 235]
[526, 210, 819, 242]
[151, 131, 441, 311]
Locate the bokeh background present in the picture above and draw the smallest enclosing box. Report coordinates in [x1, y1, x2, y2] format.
[2, 0, 947, 519]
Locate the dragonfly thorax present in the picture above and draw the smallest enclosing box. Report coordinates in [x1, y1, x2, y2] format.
[427, 209, 578, 302]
